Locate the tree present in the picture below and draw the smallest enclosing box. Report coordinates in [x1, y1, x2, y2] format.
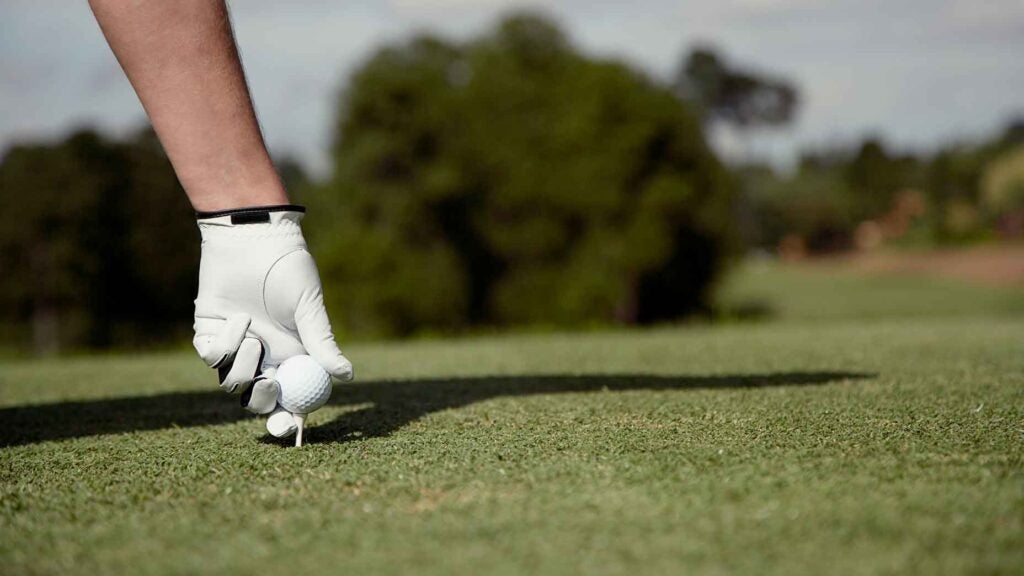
[675, 47, 799, 131]
[846, 138, 923, 219]
[0, 129, 197, 352]
[307, 13, 736, 337]
[999, 117, 1024, 147]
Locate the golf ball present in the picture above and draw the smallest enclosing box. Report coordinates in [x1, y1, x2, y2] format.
[277, 355, 332, 414]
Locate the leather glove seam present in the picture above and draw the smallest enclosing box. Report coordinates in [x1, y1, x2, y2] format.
[261, 247, 310, 333]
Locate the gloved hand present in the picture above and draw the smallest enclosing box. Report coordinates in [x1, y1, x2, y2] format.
[191, 204, 353, 415]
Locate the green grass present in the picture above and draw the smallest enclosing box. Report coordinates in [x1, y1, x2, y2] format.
[2, 264, 1023, 575]
[718, 258, 1024, 321]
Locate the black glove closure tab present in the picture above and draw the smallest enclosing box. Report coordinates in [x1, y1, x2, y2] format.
[195, 204, 306, 224]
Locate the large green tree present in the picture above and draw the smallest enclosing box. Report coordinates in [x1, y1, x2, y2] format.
[0, 129, 197, 352]
[676, 46, 799, 131]
[308, 14, 735, 337]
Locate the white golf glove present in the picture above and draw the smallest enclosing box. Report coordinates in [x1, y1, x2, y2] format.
[192, 204, 353, 415]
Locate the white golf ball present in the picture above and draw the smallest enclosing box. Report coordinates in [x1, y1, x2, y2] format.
[277, 355, 332, 414]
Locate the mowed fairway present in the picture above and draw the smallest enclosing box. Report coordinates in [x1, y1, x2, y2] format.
[1, 264, 1022, 575]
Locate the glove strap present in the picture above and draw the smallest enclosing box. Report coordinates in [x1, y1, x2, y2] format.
[195, 204, 306, 224]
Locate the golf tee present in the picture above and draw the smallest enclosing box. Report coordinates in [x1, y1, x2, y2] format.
[294, 413, 306, 447]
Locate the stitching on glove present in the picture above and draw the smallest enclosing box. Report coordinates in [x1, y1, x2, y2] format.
[197, 220, 306, 241]
[261, 248, 309, 332]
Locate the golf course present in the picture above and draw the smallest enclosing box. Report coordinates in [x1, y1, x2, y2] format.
[1, 259, 1022, 575]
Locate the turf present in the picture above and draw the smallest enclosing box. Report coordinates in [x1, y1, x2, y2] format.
[718, 257, 1024, 321]
[1, 266, 1023, 575]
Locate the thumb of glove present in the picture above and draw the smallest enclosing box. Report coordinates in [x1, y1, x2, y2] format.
[266, 249, 354, 382]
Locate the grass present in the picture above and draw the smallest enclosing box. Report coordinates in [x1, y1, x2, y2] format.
[1, 262, 1022, 575]
[718, 256, 1024, 321]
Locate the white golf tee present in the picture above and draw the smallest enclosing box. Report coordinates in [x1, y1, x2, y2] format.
[294, 413, 306, 447]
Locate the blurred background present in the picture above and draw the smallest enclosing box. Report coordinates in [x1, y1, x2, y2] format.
[1, 0, 1022, 353]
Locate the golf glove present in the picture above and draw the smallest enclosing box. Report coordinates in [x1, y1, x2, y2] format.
[192, 204, 353, 415]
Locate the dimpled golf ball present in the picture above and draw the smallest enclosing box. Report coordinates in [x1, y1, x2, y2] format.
[277, 355, 332, 414]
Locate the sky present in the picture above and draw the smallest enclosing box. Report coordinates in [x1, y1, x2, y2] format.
[2, 0, 1023, 177]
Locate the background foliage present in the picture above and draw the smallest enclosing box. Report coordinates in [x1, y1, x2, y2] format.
[304, 14, 735, 338]
[1, 12, 1021, 352]
[0, 130, 197, 352]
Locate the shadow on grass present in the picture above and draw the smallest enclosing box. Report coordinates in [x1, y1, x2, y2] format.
[0, 372, 873, 448]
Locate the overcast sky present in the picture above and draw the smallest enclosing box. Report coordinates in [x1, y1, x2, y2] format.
[2, 0, 1022, 176]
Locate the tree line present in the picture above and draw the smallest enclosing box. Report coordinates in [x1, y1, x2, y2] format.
[3, 12, 1021, 352]
[738, 123, 1024, 257]
[1, 14, 742, 350]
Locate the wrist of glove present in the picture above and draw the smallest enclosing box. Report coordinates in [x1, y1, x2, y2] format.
[191, 204, 353, 415]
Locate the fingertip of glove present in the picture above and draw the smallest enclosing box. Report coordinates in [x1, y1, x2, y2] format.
[332, 358, 355, 382]
[243, 378, 281, 415]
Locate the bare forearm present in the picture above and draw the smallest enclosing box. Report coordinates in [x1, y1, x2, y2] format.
[89, 0, 288, 211]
